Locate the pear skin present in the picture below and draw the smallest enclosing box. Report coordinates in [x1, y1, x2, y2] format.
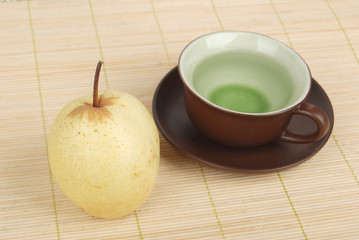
[48, 62, 159, 218]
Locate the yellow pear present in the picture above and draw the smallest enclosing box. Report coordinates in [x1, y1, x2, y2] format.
[48, 61, 159, 219]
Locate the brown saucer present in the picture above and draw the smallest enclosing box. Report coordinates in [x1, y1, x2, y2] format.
[152, 67, 334, 172]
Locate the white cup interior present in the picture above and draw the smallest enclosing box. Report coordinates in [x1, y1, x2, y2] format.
[178, 31, 311, 115]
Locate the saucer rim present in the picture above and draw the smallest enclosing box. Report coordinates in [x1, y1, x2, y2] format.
[152, 66, 334, 173]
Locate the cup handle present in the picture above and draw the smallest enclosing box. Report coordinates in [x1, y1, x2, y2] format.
[278, 102, 330, 143]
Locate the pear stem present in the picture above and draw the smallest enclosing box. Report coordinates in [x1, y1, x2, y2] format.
[93, 61, 103, 107]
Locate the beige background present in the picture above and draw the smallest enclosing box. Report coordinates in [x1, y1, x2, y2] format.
[1, 0, 359, 239]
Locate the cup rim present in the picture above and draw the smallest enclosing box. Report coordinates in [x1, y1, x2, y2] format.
[178, 30, 312, 116]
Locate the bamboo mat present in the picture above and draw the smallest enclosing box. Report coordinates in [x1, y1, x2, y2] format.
[1, 0, 359, 239]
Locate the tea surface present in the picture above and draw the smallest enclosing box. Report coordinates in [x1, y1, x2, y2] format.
[192, 50, 294, 112]
[209, 84, 270, 113]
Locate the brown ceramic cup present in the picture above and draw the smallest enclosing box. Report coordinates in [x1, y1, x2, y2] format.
[178, 31, 330, 147]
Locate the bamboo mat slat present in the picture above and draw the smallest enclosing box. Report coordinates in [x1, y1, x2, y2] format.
[1, 0, 359, 239]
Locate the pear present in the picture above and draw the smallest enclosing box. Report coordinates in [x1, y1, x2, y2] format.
[48, 61, 160, 219]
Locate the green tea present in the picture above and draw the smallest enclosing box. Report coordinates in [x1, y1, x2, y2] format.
[209, 84, 270, 113]
[192, 50, 294, 113]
